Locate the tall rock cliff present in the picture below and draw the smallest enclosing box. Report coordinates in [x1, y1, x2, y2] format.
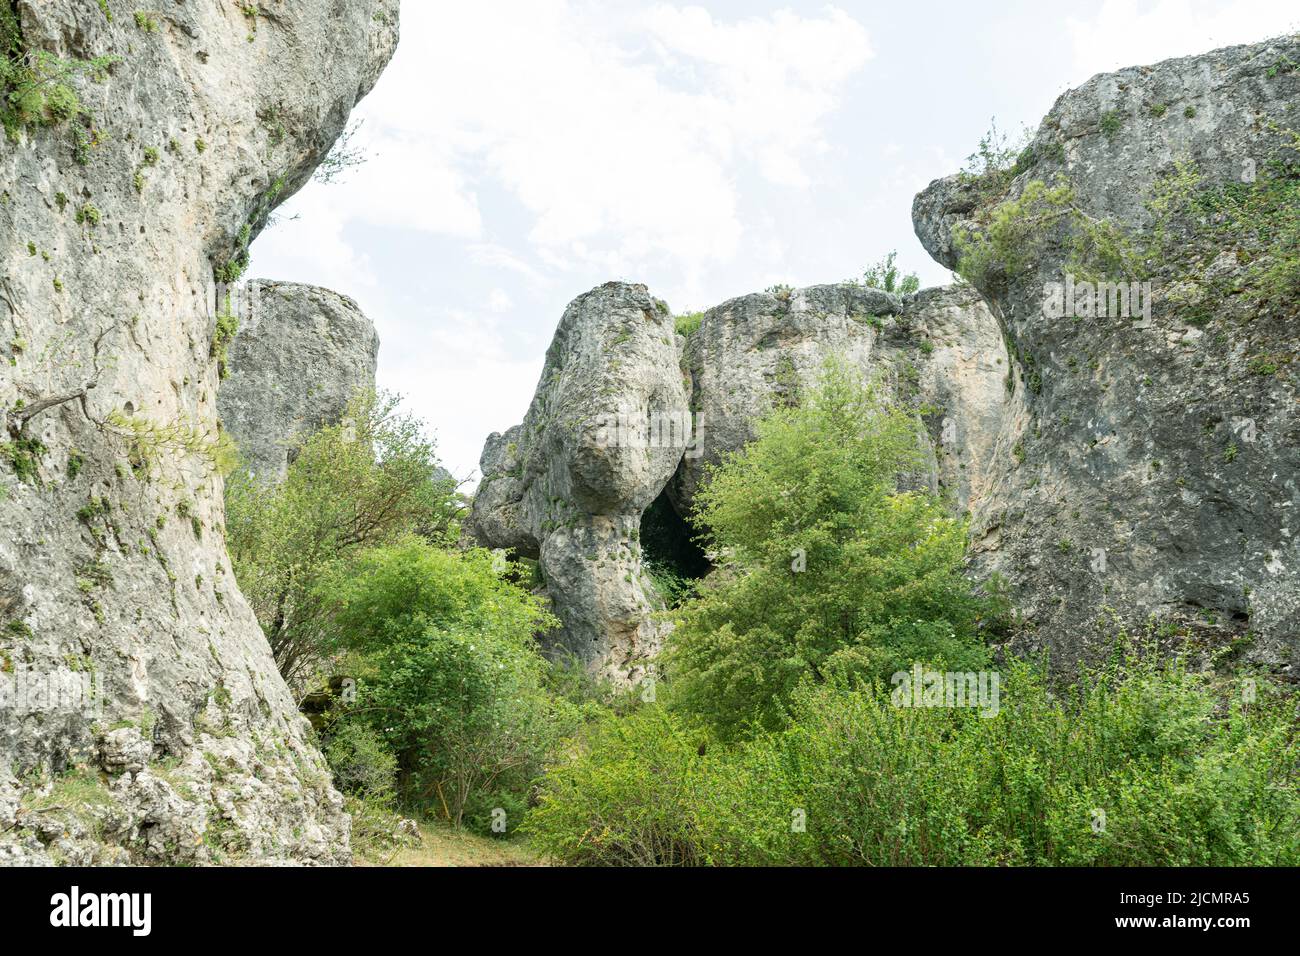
[470, 280, 1009, 681]
[218, 280, 379, 482]
[914, 35, 1300, 672]
[0, 0, 398, 864]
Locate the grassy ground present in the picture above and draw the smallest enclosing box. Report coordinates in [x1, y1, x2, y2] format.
[357, 821, 546, 867]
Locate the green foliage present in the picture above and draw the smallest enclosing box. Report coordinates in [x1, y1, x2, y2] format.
[524, 707, 708, 865]
[225, 390, 461, 686]
[1099, 109, 1124, 139]
[1, 433, 46, 483]
[1144, 130, 1300, 319]
[664, 360, 994, 740]
[324, 720, 397, 802]
[528, 652, 1300, 866]
[210, 309, 239, 379]
[105, 409, 236, 479]
[858, 250, 920, 296]
[322, 539, 567, 832]
[133, 11, 157, 33]
[644, 558, 692, 609]
[954, 177, 1137, 289]
[0, 9, 115, 139]
[75, 202, 101, 227]
[674, 311, 704, 338]
[956, 118, 1037, 200]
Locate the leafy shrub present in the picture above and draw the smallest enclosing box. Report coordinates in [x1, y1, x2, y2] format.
[324, 720, 397, 802]
[323, 721, 407, 860]
[858, 250, 920, 296]
[665, 360, 994, 740]
[674, 311, 704, 338]
[524, 707, 708, 865]
[528, 652, 1300, 866]
[226, 390, 460, 687]
[322, 539, 568, 833]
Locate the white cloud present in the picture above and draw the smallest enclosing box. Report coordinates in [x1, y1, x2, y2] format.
[346, 1, 871, 274]
[379, 305, 544, 483]
[252, 185, 377, 294]
[1066, 0, 1300, 82]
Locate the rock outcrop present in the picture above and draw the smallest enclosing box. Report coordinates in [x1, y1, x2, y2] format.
[0, 0, 398, 864]
[218, 281, 379, 482]
[913, 35, 1300, 672]
[470, 280, 1009, 680]
[471, 283, 689, 683]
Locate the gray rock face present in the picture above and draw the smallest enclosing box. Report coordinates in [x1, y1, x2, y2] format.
[913, 35, 1300, 671]
[218, 281, 379, 482]
[672, 284, 902, 511]
[0, 0, 398, 864]
[471, 282, 688, 682]
[471, 280, 1009, 681]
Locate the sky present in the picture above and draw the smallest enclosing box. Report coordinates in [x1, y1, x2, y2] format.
[251, 0, 1300, 485]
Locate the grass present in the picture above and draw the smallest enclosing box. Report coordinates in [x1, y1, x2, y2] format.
[355, 820, 545, 867]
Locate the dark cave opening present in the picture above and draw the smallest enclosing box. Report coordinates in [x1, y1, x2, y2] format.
[639, 487, 711, 606]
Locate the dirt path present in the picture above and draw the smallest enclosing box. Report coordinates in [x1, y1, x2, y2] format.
[359, 822, 546, 867]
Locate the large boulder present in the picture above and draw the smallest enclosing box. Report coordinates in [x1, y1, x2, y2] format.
[913, 35, 1300, 672]
[0, 0, 399, 864]
[218, 281, 379, 482]
[470, 282, 689, 682]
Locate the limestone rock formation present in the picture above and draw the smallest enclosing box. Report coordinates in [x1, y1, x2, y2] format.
[218, 281, 379, 482]
[913, 35, 1300, 671]
[470, 279, 1009, 681]
[471, 282, 689, 683]
[0, 0, 399, 864]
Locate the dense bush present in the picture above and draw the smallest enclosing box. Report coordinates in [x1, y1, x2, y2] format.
[320, 539, 574, 833]
[665, 360, 996, 740]
[323, 721, 407, 859]
[523, 707, 708, 865]
[526, 654, 1300, 866]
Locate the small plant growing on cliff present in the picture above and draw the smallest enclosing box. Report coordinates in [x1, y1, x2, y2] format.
[674, 311, 704, 338]
[0, 8, 118, 139]
[75, 202, 101, 227]
[210, 308, 239, 378]
[313, 118, 371, 185]
[1, 434, 46, 484]
[859, 250, 920, 296]
[105, 410, 238, 479]
[133, 11, 158, 33]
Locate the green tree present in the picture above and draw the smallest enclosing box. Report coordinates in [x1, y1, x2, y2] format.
[859, 250, 920, 296]
[664, 360, 993, 739]
[225, 390, 460, 689]
[321, 539, 568, 831]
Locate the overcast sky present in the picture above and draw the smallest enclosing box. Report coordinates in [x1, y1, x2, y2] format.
[251, 0, 1299, 484]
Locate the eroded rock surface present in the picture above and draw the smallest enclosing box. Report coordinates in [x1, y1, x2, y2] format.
[914, 35, 1300, 671]
[218, 281, 379, 482]
[470, 282, 688, 682]
[0, 0, 399, 864]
